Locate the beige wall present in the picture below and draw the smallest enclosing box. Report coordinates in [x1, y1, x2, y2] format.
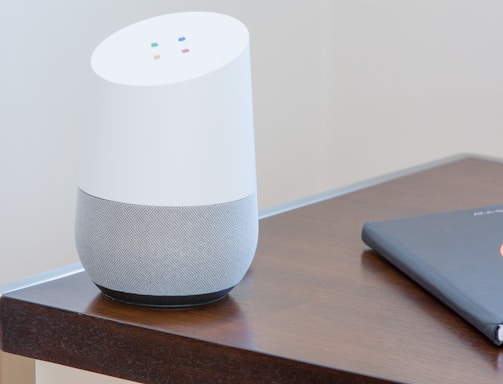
[1, 1, 503, 383]
[36, 362, 136, 384]
[0, 353, 34, 384]
[322, 1, 503, 188]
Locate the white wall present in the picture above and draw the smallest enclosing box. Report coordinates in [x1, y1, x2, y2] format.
[323, 1, 503, 186]
[1, 1, 503, 383]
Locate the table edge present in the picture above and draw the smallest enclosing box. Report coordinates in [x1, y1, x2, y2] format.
[1, 153, 498, 296]
[259, 153, 497, 218]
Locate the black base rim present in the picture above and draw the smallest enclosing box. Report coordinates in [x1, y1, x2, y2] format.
[96, 284, 233, 308]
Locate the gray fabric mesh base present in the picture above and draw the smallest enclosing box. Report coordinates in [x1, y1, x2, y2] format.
[75, 189, 258, 296]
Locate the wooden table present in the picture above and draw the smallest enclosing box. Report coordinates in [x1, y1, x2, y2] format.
[2, 155, 503, 384]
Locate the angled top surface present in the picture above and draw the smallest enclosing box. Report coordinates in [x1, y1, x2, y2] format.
[91, 12, 249, 86]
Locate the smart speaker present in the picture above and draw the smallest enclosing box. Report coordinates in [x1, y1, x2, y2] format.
[75, 12, 258, 307]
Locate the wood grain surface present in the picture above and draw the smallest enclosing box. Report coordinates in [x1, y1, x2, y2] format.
[2, 156, 503, 383]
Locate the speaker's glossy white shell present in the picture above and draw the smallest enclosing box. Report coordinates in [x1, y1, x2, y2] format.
[75, 12, 258, 306]
[79, 12, 256, 207]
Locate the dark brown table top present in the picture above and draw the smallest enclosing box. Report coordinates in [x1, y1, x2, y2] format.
[2, 155, 503, 384]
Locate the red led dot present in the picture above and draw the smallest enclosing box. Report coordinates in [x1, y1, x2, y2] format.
[181, 48, 190, 53]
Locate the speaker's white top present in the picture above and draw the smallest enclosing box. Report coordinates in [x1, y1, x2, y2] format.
[91, 12, 249, 86]
[79, 12, 256, 207]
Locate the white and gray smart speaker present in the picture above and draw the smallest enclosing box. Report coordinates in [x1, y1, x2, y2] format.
[75, 12, 258, 307]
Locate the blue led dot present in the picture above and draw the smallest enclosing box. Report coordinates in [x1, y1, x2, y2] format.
[178, 36, 186, 42]
[150, 42, 158, 47]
